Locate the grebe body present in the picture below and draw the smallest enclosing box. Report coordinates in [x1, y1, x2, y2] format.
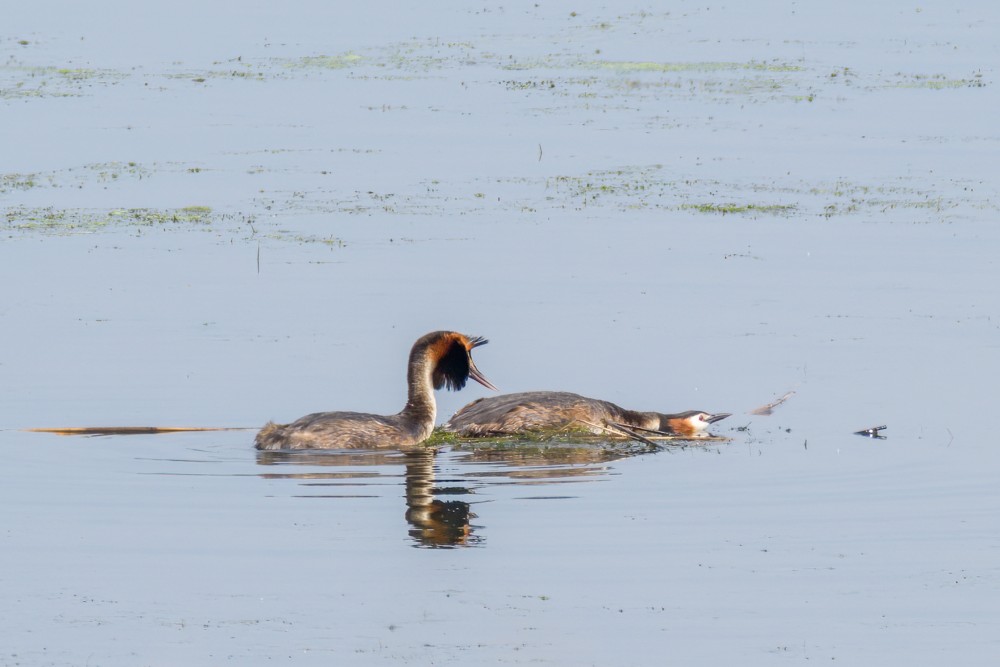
[444, 391, 729, 438]
[255, 331, 495, 450]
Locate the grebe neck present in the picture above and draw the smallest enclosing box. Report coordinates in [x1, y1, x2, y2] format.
[399, 347, 437, 432]
[616, 408, 662, 431]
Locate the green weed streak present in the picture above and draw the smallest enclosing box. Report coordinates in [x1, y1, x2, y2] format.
[589, 60, 803, 73]
[680, 203, 798, 215]
[0, 63, 127, 98]
[290, 53, 364, 69]
[2, 162, 152, 193]
[265, 232, 346, 247]
[1, 173, 41, 192]
[4, 206, 215, 234]
[891, 78, 982, 90]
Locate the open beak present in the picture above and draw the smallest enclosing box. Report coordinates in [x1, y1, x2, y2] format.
[706, 413, 731, 424]
[468, 359, 498, 391]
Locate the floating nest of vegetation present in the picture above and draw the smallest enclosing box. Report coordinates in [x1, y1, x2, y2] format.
[424, 427, 730, 463]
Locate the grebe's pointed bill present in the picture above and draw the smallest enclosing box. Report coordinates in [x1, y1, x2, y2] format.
[465, 336, 497, 391]
[468, 359, 498, 392]
[706, 412, 731, 424]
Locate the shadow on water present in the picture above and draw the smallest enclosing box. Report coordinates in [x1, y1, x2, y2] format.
[255, 438, 711, 548]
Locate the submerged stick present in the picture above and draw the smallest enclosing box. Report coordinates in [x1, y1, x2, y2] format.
[24, 426, 255, 436]
[566, 418, 730, 446]
[574, 419, 665, 448]
[611, 423, 678, 437]
[607, 422, 717, 448]
[603, 422, 662, 448]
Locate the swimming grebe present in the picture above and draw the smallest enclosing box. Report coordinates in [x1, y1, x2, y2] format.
[444, 391, 729, 438]
[255, 331, 496, 450]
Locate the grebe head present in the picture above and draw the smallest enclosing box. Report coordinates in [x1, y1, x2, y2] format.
[419, 331, 498, 392]
[659, 410, 731, 435]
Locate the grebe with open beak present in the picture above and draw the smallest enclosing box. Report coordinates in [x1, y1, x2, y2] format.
[255, 331, 496, 450]
[444, 391, 729, 439]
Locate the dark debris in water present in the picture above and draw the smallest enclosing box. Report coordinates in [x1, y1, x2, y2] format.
[854, 425, 887, 439]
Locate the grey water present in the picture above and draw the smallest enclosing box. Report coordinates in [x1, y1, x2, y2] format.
[2, 1, 998, 664]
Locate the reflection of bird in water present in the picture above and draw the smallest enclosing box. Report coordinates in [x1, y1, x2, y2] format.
[445, 391, 730, 439]
[403, 450, 475, 548]
[255, 448, 477, 548]
[255, 331, 496, 450]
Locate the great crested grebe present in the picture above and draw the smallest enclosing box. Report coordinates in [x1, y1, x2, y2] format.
[444, 391, 730, 439]
[255, 331, 496, 450]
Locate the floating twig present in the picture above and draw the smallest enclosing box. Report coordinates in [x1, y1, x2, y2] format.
[749, 390, 795, 415]
[24, 426, 254, 436]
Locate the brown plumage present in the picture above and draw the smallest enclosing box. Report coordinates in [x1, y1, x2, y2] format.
[255, 331, 496, 450]
[444, 391, 729, 438]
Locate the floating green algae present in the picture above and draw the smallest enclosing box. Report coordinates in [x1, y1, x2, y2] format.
[0, 62, 127, 98]
[589, 60, 803, 73]
[890, 73, 986, 90]
[680, 203, 798, 216]
[4, 162, 151, 189]
[4, 206, 214, 234]
[1, 172, 45, 192]
[293, 53, 364, 69]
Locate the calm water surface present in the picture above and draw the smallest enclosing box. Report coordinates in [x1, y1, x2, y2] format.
[2, 1, 998, 664]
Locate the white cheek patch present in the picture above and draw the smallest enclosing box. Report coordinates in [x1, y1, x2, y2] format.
[689, 415, 710, 433]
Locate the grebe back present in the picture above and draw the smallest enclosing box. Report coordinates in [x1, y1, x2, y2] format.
[444, 391, 729, 438]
